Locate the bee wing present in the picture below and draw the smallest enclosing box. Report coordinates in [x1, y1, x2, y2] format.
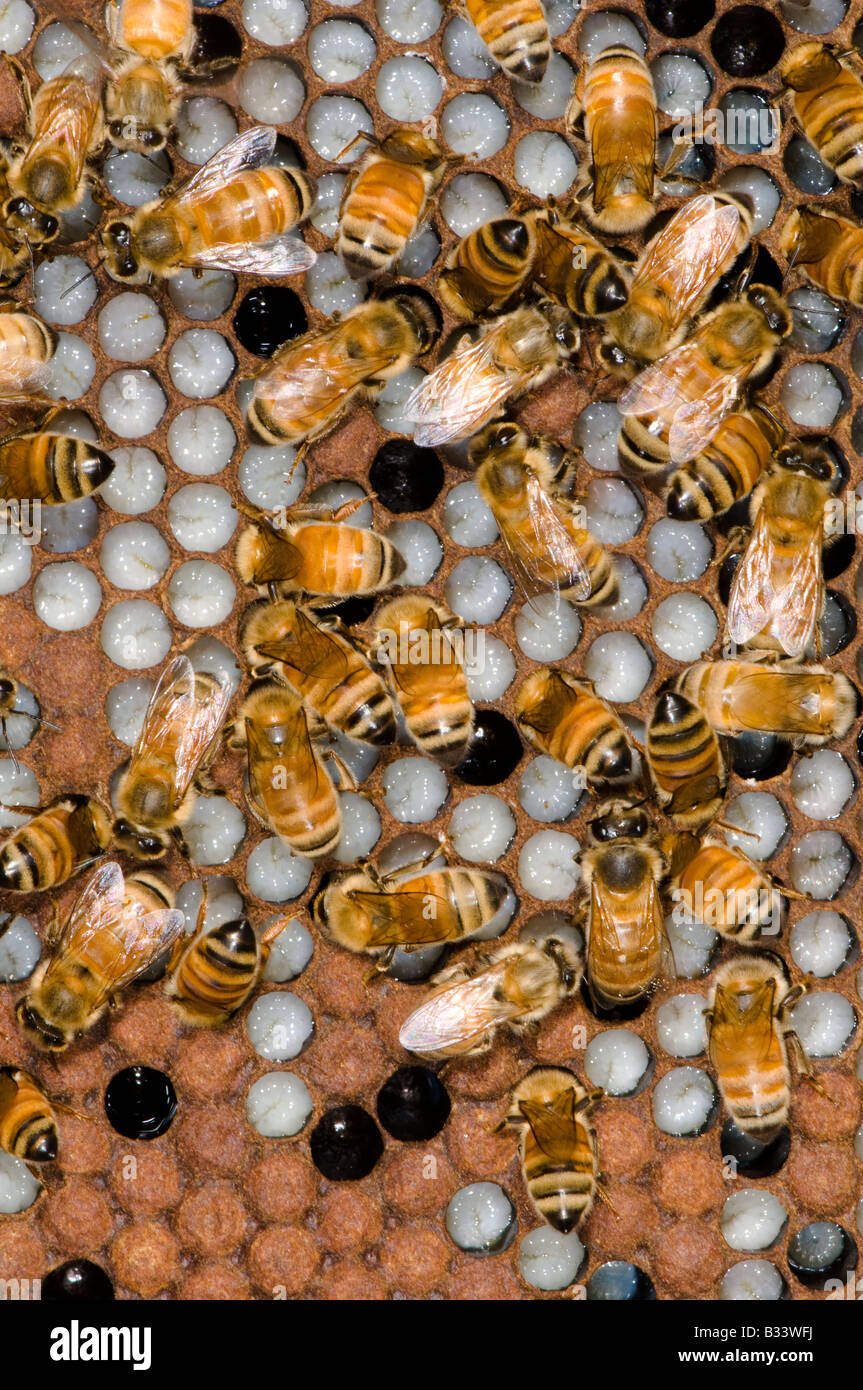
[726, 510, 776, 649]
[180, 236, 317, 278]
[518, 1092, 580, 1162]
[262, 333, 398, 423]
[592, 113, 655, 210]
[134, 654, 231, 802]
[398, 961, 522, 1054]
[588, 871, 665, 976]
[263, 607, 351, 684]
[667, 372, 743, 463]
[498, 471, 593, 602]
[349, 888, 460, 946]
[405, 334, 512, 447]
[0, 356, 53, 399]
[727, 513, 822, 659]
[166, 126, 279, 210]
[617, 339, 704, 416]
[632, 195, 741, 316]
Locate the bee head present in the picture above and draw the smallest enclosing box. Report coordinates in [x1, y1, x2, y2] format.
[0, 675, 16, 705]
[4, 196, 57, 244]
[589, 798, 650, 843]
[15, 999, 67, 1052]
[776, 440, 841, 489]
[101, 221, 140, 281]
[108, 119, 166, 152]
[746, 283, 792, 339]
[112, 818, 169, 861]
[469, 420, 528, 468]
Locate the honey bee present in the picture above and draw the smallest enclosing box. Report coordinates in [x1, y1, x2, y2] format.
[780, 205, 863, 308]
[101, 125, 316, 283]
[112, 654, 232, 860]
[725, 443, 838, 660]
[0, 794, 112, 892]
[707, 951, 821, 1140]
[235, 501, 406, 602]
[566, 44, 658, 235]
[239, 598, 396, 746]
[0, 1066, 58, 1162]
[601, 192, 752, 377]
[228, 681, 343, 859]
[527, 205, 631, 320]
[665, 404, 785, 522]
[0, 428, 116, 506]
[667, 831, 792, 942]
[0, 302, 54, 399]
[246, 288, 440, 446]
[374, 596, 474, 765]
[503, 1067, 602, 1232]
[514, 668, 634, 787]
[398, 936, 582, 1060]
[4, 56, 105, 246]
[438, 216, 537, 320]
[471, 421, 618, 606]
[405, 302, 579, 448]
[313, 849, 512, 963]
[781, 42, 863, 188]
[336, 130, 448, 280]
[461, 0, 550, 84]
[675, 658, 859, 747]
[0, 169, 27, 284]
[617, 284, 791, 479]
[15, 860, 184, 1051]
[646, 691, 727, 831]
[165, 899, 287, 1027]
[103, 0, 195, 152]
[579, 799, 669, 1010]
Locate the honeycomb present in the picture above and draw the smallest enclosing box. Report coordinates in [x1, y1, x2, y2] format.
[0, 0, 860, 1302]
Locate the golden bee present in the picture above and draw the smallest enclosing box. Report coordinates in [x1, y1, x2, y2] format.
[4, 56, 104, 245]
[239, 598, 396, 746]
[0, 301, 54, 399]
[707, 951, 820, 1140]
[725, 442, 838, 660]
[228, 681, 344, 859]
[503, 1067, 603, 1232]
[781, 42, 863, 188]
[373, 595, 475, 765]
[527, 205, 631, 320]
[514, 668, 634, 787]
[461, 0, 550, 84]
[664, 404, 785, 522]
[471, 421, 618, 606]
[0, 1066, 59, 1163]
[675, 658, 859, 747]
[601, 192, 752, 377]
[579, 799, 669, 1011]
[398, 936, 582, 1060]
[0, 427, 116, 506]
[0, 794, 112, 892]
[103, 0, 196, 152]
[667, 830, 792, 943]
[438, 215, 537, 320]
[112, 653, 233, 860]
[566, 43, 658, 235]
[101, 125, 316, 283]
[312, 848, 512, 964]
[405, 301, 579, 448]
[165, 897, 287, 1027]
[336, 130, 448, 280]
[780, 205, 863, 308]
[235, 501, 406, 602]
[0, 168, 27, 284]
[246, 288, 440, 446]
[646, 690, 727, 831]
[15, 860, 184, 1051]
[617, 284, 791, 482]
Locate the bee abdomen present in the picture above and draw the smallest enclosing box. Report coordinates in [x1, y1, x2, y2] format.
[171, 918, 258, 1021]
[6, 1108, 57, 1162]
[527, 1167, 594, 1231]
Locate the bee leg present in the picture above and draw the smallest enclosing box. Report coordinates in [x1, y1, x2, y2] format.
[54, 1101, 97, 1124]
[44, 900, 62, 950]
[716, 525, 750, 564]
[287, 441, 308, 482]
[5, 56, 32, 117]
[333, 130, 379, 163]
[171, 826, 191, 860]
[594, 1182, 619, 1218]
[322, 749, 356, 792]
[785, 1027, 836, 1104]
[258, 914, 290, 971]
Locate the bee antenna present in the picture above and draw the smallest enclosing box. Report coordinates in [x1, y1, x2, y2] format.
[1, 720, 19, 776]
[20, 709, 62, 733]
[57, 269, 95, 301]
[22, 235, 33, 285]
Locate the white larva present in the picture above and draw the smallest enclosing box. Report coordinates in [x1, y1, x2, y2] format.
[103, 149, 172, 207]
[168, 270, 237, 322]
[376, 0, 442, 42]
[333, 792, 381, 863]
[583, 632, 653, 702]
[181, 795, 247, 867]
[98, 292, 167, 362]
[720, 1260, 785, 1302]
[463, 634, 516, 702]
[386, 521, 442, 585]
[106, 677, 156, 747]
[33, 561, 101, 631]
[655, 994, 708, 1058]
[100, 522, 171, 590]
[306, 96, 375, 162]
[584, 1029, 651, 1096]
[308, 19, 376, 81]
[382, 757, 449, 824]
[721, 1191, 789, 1253]
[241, 0, 309, 45]
[512, 53, 575, 119]
[790, 992, 857, 1056]
[246, 837, 315, 902]
[790, 830, 855, 898]
[440, 175, 510, 236]
[585, 477, 643, 544]
[175, 97, 238, 165]
[0, 1, 34, 54]
[239, 445, 305, 510]
[445, 1182, 516, 1254]
[308, 480, 373, 528]
[167, 407, 237, 477]
[169, 330, 236, 400]
[238, 59, 305, 125]
[0, 914, 41, 982]
[652, 1066, 717, 1136]
[245, 1072, 313, 1138]
[34, 255, 96, 325]
[445, 556, 513, 624]
[441, 15, 496, 78]
[449, 793, 516, 863]
[722, 793, 789, 862]
[519, 1227, 585, 1292]
[168, 561, 236, 628]
[513, 131, 578, 198]
[441, 94, 510, 159]
[646, 520, 712, 582]
[102, 447, 166, 515]
[518, 755, 583, 824]
[518, 829, 581, 901]
[442, 481, 499, 548]
[47, 334, 96, 402]
[100, 600, 172, 671]
[168, 486, 238, 555]
[651, 53, 712, 118]
[718, 167, 780, 234]
[0, 1152, 41, 1214]
[790, 751, 856, 821]
[175, 877, 245, 935]
[305, 253, 366, 317]
[262, 917, 314, 982]
[40, 500, 99, 554]
[246, 992, 315, 1061]
[574, 402, 620, 471]
[515, 595, 582, 662]
[375, 367, 427, 435]
[780, 363, 844, 428]
[789, 912, 854, 978]
[578, 10, 645, 55]
[652, 594, 718, 662]
[99, 370, 166, 437]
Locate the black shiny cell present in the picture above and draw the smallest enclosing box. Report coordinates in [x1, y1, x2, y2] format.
[824, 532, 856, 581]
[730, 730, 792, 783]
[721, 1118, 791, 1178]
[645, 0, 712, 36]
[43, 1260, 115, 1301]
[190, 11, 242, 69]
[369, 440, 444, 514]
[233, 287, 307, 358]
[788, 1223, 857, 1289]
[310, 1105, 384, 1180]
[320, 595, 378, 626]
[456, 710, 523, 786]
[587, 1262, 656, 1301]
[104, 1066, 177, 1140]
[377, 1065, 451, 1141]
[581, 977, 652, 1023]
[710, 6, 784, 77]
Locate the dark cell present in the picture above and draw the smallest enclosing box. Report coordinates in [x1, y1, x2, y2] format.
[749, 246, 784, 294]
[783, 137, 837, 196]
[191, 11, 242, 69]
[377, 1065, 451, 1141]
[310, 1105, 384, 1180]
[710, 6, 784, 77]
[369, 440, 444, 514]
[581, 977, 653, 1023]
[788, 1223, 857, 1289]
[645, 0, 713, 36]
[233, 287, 307, 358]
[824, 532, 856, 581]
[42, 1260, 115, 1301]
[720, 1118, 791, 1178]
[456, 710, 523, 786]
[104, 1066, 178, 1141]
[320, 595, 378, 626]
[822, 591, 856, 656]
[718, 549, 742, 606]
[587, 1261, 656, 1300]
[730, 730, 792, 783]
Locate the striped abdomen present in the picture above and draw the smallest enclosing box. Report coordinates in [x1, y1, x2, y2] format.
[465, 0, 549, 82]
[0, 1068, 57, 1162]
[0, 796, 110, 892]
[516, 670, 632, 784]
[793, 71, 863, 185]
[290, 659, 394, 745]
[290, 523, 404, 597]
[0, 432, 115, 504]
[582, 47, 656, 212]
[587, 848, 663, 1005]
[184, 168, 314, 254]
[338, 159, 430, 278]
[647, 691, 724, 828]
[0, 311, 53, 367]
[522, 1124, 596, 1231]
[169, 918, 260, 1025]
[783, 209, 863, 306]
[440, 218, 535, 318]
[119, 0, 193, 58]
[711, 1027, 789, 1138]
[532, 216, 629, 318]
[666, 407, 782, 520]
[676, 843, 772, 937]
